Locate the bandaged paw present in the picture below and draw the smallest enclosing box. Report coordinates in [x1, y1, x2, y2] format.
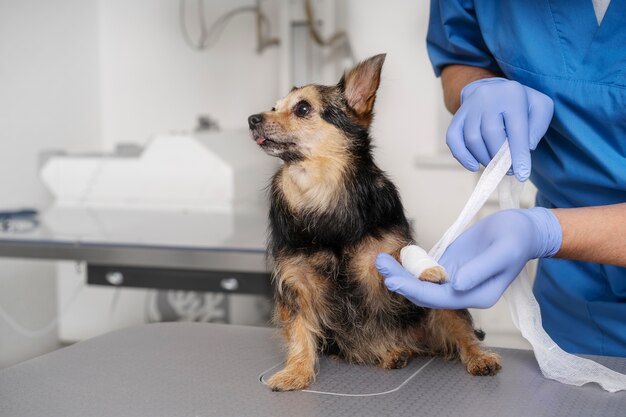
[400, 245, 447, 283]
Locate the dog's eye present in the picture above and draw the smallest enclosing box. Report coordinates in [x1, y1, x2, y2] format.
[294, 101, 311, 118]
[271, 107, 276, 112]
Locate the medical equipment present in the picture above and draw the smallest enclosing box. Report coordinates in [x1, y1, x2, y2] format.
[260, 355, 436, 397]
[41, 130, 276, 211]
[426, 142, 626, 393]
[0, 209, 38, 233]
[28, 130, 276, 342]
[0, 209, 38, 220]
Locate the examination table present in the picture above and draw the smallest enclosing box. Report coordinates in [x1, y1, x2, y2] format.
[1, 323, 625, 417]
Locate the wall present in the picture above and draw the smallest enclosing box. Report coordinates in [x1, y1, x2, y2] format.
[98, 0, 281, 148]
[0, 0, 101, 367]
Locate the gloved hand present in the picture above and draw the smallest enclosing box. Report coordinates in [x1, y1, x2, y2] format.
[376, 208, 562, 309]
[447, 77, 554, 181]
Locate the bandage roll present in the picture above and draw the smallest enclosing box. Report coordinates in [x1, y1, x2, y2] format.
[430, 141, 626, 393]
[400, 245, 440, 278]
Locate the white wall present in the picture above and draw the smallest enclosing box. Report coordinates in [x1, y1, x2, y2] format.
[0, 0, 101, 367]
[0, 0, 101, 207]
[98, 0, 281, 148]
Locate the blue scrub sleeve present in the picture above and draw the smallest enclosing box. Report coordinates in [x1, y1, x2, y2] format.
[427, 0, 501, 77]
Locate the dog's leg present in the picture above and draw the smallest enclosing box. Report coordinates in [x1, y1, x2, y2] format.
[269, 254, 333, 391]
[427, 309, 501, 376]
[380, 350, 413, 369]
[268, 304, 319, 391]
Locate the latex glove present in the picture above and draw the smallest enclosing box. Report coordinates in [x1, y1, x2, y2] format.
[447, 78, 554, 181]
[376, 208, 562, 309]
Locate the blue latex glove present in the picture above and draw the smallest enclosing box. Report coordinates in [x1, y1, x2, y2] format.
[376, 208, 562, 309]
[447, 78, 554, 181]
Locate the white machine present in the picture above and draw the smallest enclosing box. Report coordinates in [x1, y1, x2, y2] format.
[42, 130, 276, 211]
[41, 130, 277, 342]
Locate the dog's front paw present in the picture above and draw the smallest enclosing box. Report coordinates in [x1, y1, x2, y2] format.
[401, 245, 447, 283]
[465, 351, 502, 376]
[267, 368, 314, 392]
[419, 266, 448, 283]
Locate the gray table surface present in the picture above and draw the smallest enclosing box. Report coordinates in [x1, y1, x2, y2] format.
[1, 323, 625, 417]
[0, 207, 269, 272]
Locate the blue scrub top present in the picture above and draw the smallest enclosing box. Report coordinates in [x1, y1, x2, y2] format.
[427, 0, 626, 356]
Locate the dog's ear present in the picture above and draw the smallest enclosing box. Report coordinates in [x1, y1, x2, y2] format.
[338, 53, 386, 127]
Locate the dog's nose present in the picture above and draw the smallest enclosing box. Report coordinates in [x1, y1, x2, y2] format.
[248, 114, 264, 129]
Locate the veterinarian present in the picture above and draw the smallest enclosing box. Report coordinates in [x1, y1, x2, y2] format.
[377, 0, 626, 356]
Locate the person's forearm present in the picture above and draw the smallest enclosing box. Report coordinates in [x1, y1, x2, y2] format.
[440, 64, 499, 113]
[551, 203, 626, 267]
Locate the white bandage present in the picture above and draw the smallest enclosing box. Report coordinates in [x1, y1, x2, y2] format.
[400, 245, 440, 278]
[430, 141, 626, 393]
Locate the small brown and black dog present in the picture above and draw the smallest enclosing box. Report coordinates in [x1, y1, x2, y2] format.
[248, 54, 501, 391]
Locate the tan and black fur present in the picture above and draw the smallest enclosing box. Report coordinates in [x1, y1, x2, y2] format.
[248, 54, 501, 391]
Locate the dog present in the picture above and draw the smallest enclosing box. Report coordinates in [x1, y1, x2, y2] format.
[248, 54, 501, 391]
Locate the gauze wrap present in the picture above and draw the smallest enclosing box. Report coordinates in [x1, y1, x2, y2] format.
[400, 245, 440, 278]
[426, 142, 626, 393]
